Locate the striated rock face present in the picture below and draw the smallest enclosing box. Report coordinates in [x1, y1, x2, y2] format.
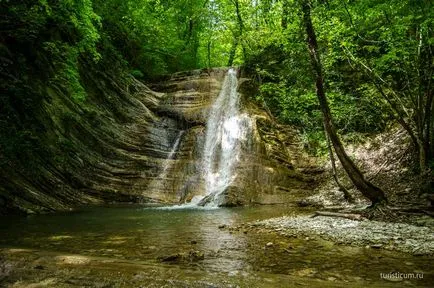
[148, 68, 320, 206]
[0, 67, 320, 214]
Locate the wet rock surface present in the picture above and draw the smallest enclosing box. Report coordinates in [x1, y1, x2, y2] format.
[148, 68, 320, 206]
[158, 250, 205, 263]
[0, 68, 319, 213]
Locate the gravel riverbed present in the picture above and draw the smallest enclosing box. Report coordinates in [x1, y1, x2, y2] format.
[251, 216, 434, 255]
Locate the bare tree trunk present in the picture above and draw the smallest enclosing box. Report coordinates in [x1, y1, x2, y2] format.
[341, 8, 433, 174]
[301, 0, 387, 206]
[343, 47, 428, 173]
[324, 121, 354, 203]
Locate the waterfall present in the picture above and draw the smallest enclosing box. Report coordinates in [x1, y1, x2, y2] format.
[151, 68, 252, 210]
[161, 130, 184, 174]
[147, 130, 184, 196]
[198, 68, 252, 207]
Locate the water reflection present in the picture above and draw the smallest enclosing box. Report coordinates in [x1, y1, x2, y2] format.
[0, 205, 433, 286]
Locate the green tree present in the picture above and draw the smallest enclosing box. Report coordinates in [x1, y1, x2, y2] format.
[300, 0, 387, 205]
[334, 0, 433, 174]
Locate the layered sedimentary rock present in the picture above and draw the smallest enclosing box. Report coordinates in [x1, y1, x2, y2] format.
[0, 68, 319, 213]
[148, 68, 319, 206]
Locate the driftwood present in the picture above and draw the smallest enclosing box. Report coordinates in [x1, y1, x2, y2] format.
[389, 206, 434, 217]
[312, 211, 367, 221]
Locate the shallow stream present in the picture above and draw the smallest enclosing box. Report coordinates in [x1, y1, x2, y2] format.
[0, 205, 432, 287]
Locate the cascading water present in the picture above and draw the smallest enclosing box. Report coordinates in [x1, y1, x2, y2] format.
[161, 131, 184, 174]
[147, 130, 184, 196]
[197, 68, 252, 207]
[154, 68, 251, 210]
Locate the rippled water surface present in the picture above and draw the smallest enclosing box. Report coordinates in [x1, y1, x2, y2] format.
[1, 205, 433, 287]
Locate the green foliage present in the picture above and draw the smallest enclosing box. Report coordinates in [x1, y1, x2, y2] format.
[48, 0, 101, 60]
[93, 0, 221, 76]
[0, 0, 104, 173]
[130, 69, 145, 79]
[2, 0, 102, 101]
[300, 130, 329, 156]
[42, 42, 87, 101]
[1, 0, 432, 163]
[0, 79, 49, 170]
[242, 0, 431, 156]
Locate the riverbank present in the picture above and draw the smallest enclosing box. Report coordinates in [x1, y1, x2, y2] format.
[2, 205, 433, 287]
[241, 214, 434, 256]
[304, 127, 432, 210]
[1, 247, 408, 288]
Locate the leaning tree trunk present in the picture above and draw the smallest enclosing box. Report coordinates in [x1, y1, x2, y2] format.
[324, 121, 354, 203]
[301, 0, 387, 205]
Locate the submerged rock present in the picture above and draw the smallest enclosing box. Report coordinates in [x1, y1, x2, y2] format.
[188, 250, 205, 261]
[157, 253, 184, 263]
[158, 250, 204, 263]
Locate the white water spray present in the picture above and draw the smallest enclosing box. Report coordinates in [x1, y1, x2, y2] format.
[147, 130, 184, 196]
[199, 68, 252, 206]
[161, 131, 184, 174]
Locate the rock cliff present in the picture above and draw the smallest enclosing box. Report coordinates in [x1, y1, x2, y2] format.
[0, 68, 319, 214]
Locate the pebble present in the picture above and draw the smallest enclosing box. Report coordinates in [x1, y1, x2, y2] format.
[266, 242, 273, 247]
[383, 277, 403, 282]
[255, 216, 434, 255]
[371, 244, 383, 249]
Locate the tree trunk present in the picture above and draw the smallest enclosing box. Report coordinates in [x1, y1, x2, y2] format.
[424, 91, 433, 163]
[227, 37, 238, 67]
[430, 94, 434, 162]
[281, 0, 288, 29]
[234, 0, 246, 60]
[324, 121, 354, 203]
[301, 0, 387, 205]
[227, 0, 246, 66]
[341, 13, 433, 174]
[207, 40, 211, 68]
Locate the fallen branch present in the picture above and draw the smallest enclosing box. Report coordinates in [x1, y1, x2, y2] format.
[312, 211, 367, 221]
[389, 206, 434, 218]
